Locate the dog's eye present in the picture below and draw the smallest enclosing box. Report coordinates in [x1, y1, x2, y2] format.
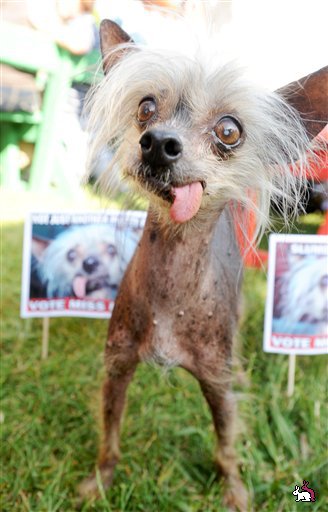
[107, 244, 117, 257]
[137, 97, 156, 124]
[67, 249, 77, 262]
[213, 116, 243, 150]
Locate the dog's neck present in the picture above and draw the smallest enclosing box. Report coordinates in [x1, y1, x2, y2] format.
[127, 204, 242, 333]
[134, 205, 240, 283]
[130, 207, 219, 298]
[145, 206, 223, 247]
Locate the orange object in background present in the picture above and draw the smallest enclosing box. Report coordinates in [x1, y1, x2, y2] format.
[236, 126, 328, 267]
[233, 195, 268, 268]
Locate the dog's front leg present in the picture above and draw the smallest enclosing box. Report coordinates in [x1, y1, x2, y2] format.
[186, 360, 248, 512]
[201, 381, 248, 511]
[79, 332, 139, 500]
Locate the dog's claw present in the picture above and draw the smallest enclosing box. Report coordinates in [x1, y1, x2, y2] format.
[78, 466, 114, 501]
[217, 469, 250, 512]
[222, 477, 249, 512]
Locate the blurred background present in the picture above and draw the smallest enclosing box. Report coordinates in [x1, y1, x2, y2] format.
[1, 0, 327, 217]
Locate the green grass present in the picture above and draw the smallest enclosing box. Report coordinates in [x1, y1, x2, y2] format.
[1, 215, 327, 511]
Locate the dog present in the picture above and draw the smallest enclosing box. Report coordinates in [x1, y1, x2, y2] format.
[32, 224, 140, 300]
[79, 19, 327, 510]
[274, 254, 328, 336]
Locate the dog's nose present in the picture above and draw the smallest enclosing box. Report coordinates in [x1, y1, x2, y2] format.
[140, 130, 182, 167]
[83, 256, 99, 274]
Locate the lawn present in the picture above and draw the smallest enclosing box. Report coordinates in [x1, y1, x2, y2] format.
[1, 209, 327, 511]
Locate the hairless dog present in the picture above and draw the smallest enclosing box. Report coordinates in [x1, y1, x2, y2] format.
[79, 19, 327, 510]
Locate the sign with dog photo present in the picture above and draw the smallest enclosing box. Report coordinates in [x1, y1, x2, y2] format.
[264, 234, 328, 355]
[21, 211, 146, 318]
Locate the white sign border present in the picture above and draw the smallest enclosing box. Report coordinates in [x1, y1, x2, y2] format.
[263, 233, 328, 355]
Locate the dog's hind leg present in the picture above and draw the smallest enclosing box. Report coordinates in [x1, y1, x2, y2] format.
[79, 332, 139, 500]
[185, 359, 248, 512]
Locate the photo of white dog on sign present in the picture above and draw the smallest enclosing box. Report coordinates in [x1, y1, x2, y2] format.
[273, 251, 328, 336]
[30, 223, 142, 300]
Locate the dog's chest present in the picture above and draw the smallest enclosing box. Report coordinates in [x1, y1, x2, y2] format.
[138, 312, 184, 367]
[123, 210, 242, 368]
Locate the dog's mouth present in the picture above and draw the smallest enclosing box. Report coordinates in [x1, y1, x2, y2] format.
[136, 168, 206, 223]
[170, 182, 205, 223]
[72, 274, 117, 299]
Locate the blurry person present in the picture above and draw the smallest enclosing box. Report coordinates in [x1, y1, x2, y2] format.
[29, 0, 99, 56]
[1, 0, 99, 183]
[141, 0, 184, 13]
[1, 1, 41, 115]
[28, 0, 99, 184]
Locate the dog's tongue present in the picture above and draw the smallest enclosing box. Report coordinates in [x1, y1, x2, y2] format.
[170, 182, 203, 223]
[73, 275, 87, 298]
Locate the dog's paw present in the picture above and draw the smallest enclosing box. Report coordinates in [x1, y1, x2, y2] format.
[78, 466, 114, 501]
[222, 476, 249, 512]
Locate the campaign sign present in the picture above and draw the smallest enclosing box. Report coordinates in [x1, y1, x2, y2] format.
[263, 234, 328, 355]
[21, 211, 147, 319]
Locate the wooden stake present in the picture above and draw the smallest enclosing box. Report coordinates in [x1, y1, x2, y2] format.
[41, 317, 50, 359]
[287, 353, 296, 397]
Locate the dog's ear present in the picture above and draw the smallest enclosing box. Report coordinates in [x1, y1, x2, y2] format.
[100, 19, 134, 74]
[32, 237, 50, 260]
[276, 66, 328, 139]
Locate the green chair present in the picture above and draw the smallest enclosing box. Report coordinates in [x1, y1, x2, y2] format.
[0, 21, 101, 194]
